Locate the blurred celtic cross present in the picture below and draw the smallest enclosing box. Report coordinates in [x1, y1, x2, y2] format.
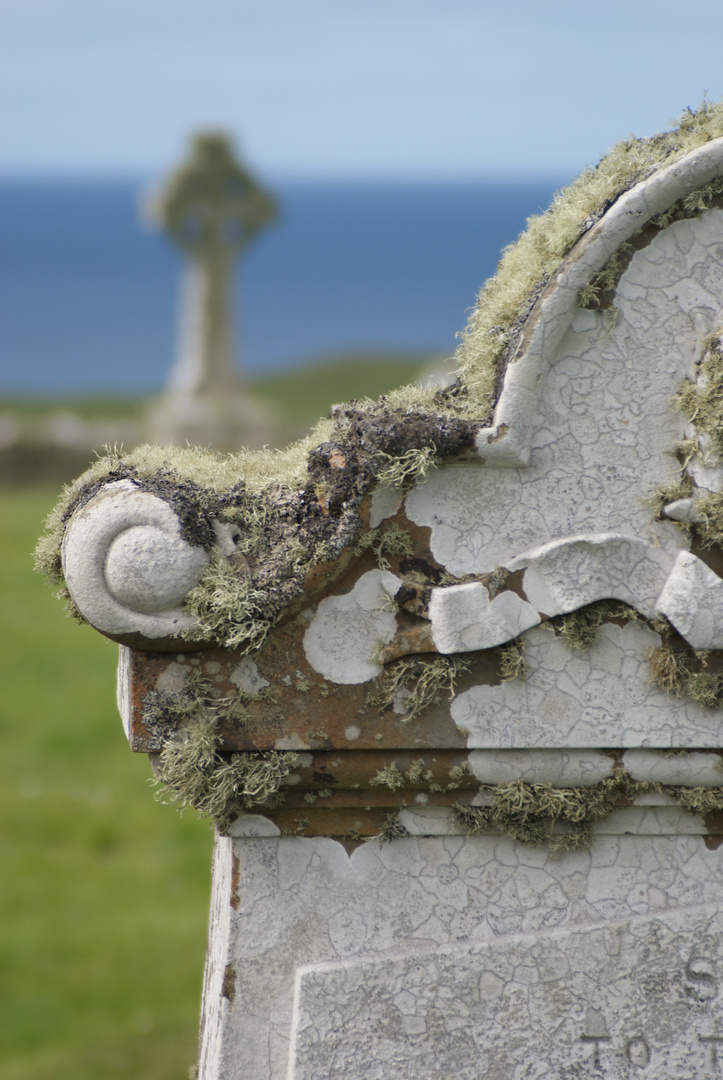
[147, 133, 279, 448]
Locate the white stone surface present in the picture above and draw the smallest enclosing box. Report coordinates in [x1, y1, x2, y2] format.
[369, 484, 403, 528]
[624, 748, 723, 786]
[468, 748, 614, 786]
[452, 622, 723, 748]
[62, 480, 206, 638]
[291, 904, 723, 1080]
[226, 815, 281, 838]
[656, 549, 723, 648]
[663, 496, 703, 523]
[508, 533, 673, 620]
[428, 580, 539, 653]
[303, 570, 401, 683]
[407, 209, 723, 578]
[198, 833, 723, 1080]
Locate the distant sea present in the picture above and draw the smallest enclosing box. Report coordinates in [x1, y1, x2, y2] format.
[0, 177, 565, 395]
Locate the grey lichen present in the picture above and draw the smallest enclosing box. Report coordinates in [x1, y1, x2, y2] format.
[375, 813, 410, 844]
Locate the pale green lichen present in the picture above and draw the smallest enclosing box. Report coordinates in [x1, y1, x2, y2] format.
[372, 444, 438, 488]
[180, 552, 275, 650]
[370, 762, 406, 791]
[154, 713, 297, 832]
[648, 640, 723, 709]
[367, 654, 472, 723]
[578, 242, 634, 309]
[496, 636, 526, 681]
[453, 771, 662, 852]
[149, 671, 297, 830]
[673, 331, 723, 459]
[552, 600, 639, 652]
[354, 523, 415, 570]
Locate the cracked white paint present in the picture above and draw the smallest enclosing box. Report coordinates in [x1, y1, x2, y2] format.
[290, 905, 723, 1080]
[508, 533, 674, 620]
[624, 749, 723, 786]
[369, 484, 403, 527]
[407, 210, 723, 579]
[303, 570, 401, 683]
[429, 581, 539, 652]
[452, 622, 723, 748]
[467, 748, 614, 786]
[656, 549, 723, 648]
[198, 833, 723, 1080]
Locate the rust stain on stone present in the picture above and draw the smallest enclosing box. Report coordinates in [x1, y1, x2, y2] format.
[230, 852, 241, 910]
[221, 964, 236, 1003]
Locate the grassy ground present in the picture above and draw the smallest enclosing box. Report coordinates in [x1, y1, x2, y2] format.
[2, 492, 213, 1079]
[0, 354, 436, 1077]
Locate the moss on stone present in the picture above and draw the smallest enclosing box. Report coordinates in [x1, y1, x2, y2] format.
[455, 99, 723, 407]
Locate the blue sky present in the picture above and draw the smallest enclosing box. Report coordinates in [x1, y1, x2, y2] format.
[2, 0, 723, 180]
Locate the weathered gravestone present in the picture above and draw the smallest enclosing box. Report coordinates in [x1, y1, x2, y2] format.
[37, 104, 723, 1078]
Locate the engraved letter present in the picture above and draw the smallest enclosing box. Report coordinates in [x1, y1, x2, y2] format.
[579, 1035, 611, 1067]
[625, 1036, 650, 1067]
[700, 1034, 723, 1069]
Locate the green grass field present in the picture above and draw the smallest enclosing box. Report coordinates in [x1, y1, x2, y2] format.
[0, 354, 433, 1077]
[1, 488, 212, 1079]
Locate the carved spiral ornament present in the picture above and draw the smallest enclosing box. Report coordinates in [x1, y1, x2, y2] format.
[61, 480, 209, 640]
